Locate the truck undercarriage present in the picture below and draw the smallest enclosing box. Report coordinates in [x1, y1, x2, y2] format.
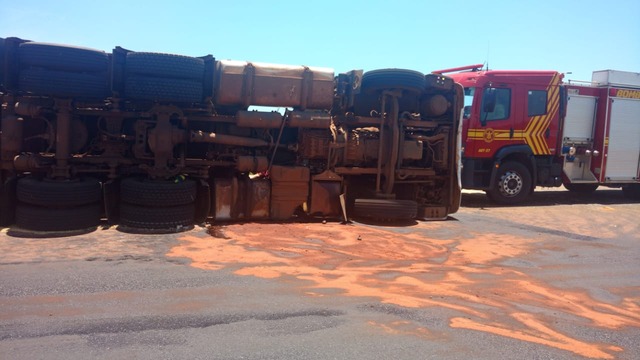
[0, 38, 462, 232]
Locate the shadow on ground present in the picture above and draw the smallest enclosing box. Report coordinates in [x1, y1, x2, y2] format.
[462, 188, 639, 208]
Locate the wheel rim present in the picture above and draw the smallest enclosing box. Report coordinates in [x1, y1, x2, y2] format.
[499, 171, 523, 197]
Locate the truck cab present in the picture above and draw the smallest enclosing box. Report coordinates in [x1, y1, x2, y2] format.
[437, 65, 640, 204]
[439, 65, 564, 203]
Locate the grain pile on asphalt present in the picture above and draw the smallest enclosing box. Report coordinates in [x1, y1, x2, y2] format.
[168, 222, 640, 359]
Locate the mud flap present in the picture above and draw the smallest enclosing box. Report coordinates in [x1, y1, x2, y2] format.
[195, 179, 211, 224]
[339, 193, 349, 223]
[0, 176, 17, 227]
[103, 179, 120, 225]
[417, 206, 448, 221]
[309, 170, 342, 217]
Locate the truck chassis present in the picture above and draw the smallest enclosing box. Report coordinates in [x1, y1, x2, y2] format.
[0, 38, 462, 232]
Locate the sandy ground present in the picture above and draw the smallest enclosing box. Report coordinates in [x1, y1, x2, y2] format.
[1, 188, 639, 359]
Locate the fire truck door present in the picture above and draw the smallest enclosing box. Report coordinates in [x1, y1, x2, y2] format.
[467, 86, 514, 157]
[603, 97, 640, 181]
[517, 84, 559, 156]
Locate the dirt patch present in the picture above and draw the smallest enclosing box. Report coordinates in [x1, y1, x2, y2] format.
[0, 227, 169, 264]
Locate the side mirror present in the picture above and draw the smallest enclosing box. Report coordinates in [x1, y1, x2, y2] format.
[480, 88, 497, 126]
[463, 105, 471, 119]
[482, 88, 497, 113]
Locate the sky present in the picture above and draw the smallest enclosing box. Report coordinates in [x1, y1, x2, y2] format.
[1, 0, 639, 82]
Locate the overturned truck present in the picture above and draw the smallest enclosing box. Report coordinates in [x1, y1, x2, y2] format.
[0, 37, 462, 232]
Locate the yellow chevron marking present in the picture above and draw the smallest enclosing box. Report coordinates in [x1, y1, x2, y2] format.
[524, 75, 560, 155]
[467, 73, 561, 155]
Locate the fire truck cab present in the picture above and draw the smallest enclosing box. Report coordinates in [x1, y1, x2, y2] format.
[439, 65, 640, 203]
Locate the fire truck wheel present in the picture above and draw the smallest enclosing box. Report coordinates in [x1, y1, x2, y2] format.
[19, 68, 109, 99]
[125, 52, 205, 80]
[17, 177, 102, 208]
[18, 42, 109, 72]
[124, 76, 203, 102]
[352, 199, 417, 221]
[487, 161, 532, 204]
[120, 177, 197, 207]
[15, 203, 101, 232]
[119, 203, 195, 230]
[564, 183, 598, 193]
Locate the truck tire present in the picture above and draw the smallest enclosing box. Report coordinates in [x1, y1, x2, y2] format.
[18, 42, 109, 72]
[119, 203, 195, 229]
[353, 199, 417, 221]
[487, 161, 532, 204]
[19, 68, 109, 99]
[353, 69, 425, 116]
[564, 183, 598, 193]
[17, 177, 102, 207]
[124, 76, 203, 102]
[120, 177, 197, 207]
[15, 203, 101, 232]
[361, 69, 426, 93]
[126, 52, 205, 80]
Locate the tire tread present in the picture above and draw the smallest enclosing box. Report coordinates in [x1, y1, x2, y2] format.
[19, 68, 109, 98]
[16, 203, 101, 231]
[17, 177, 102, 207]
[126, 52, 205, 80]
[124, 76, 203, 102]
[120, 177, 197, 207]
[18, 42, 108, 72]
[119, 203, 195, 229]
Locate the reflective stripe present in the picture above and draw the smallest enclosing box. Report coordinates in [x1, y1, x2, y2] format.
[467, 73, 561, 155]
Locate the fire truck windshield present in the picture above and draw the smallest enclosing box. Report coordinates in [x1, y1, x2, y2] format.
[463, 87, 475, 118]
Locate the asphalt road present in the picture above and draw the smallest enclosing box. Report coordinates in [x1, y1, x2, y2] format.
[1, 188, 639, 359]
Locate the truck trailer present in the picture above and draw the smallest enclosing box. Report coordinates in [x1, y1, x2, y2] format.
[0, 37, 462, 232]
[436, 64, 640, 204]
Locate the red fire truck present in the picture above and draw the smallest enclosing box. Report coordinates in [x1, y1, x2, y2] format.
[435, 65, 640, 203]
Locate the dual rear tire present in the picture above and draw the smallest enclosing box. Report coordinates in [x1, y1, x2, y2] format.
[12, 176, 202, 232]
[17, 42, 110, 99]
[15, 177, 102, 232]
[119, 177, 197, 230]
[124, 52, 205, 103]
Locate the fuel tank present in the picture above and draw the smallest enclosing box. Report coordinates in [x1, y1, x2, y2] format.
[215, 60, 334, 110]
